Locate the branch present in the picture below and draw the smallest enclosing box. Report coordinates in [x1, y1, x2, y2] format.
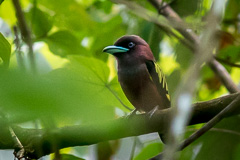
[147, 0, 239, 93]
[150, 94, 240, 160]
[179, 94, 240, 150]
[161, 3, 227, 159]
[112, 0, 239, 93]
[148, 0, 199, 45]
[111, 0, 194, 50]
[208, 59, 239, 93]
[0, 93, 239, 159]
[215, 56, 240, 68]
[12, 0, 36, 73]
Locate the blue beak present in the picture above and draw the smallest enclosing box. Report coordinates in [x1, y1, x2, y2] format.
[103, 45, 129, 54]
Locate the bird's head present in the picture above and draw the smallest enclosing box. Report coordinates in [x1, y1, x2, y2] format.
[103, 35, 154, 61]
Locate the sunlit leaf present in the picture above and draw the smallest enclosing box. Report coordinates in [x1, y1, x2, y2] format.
[38, 0, 95, 32]
[44, 31, 87, 57]
[0, 56, 127, 123]
[218, 45, 240, 63]
[171, 0, 202, 17]
[92, 0, 113, 14]
[134, 143, 163, 160]
[0, 0, 16, 25]
[108, 77, 133, 112]
[25, 7, 53, 38]
[0, 32, 11, 67]
[224, 0, 240, 20]
[89, 15, 126, 61]
[61, 154, 85, 160]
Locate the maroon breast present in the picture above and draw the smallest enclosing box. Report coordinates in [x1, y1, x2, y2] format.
[118, 64, 164, 112]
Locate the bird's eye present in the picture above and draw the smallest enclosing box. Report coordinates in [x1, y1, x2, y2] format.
[128, 42, 135, 48]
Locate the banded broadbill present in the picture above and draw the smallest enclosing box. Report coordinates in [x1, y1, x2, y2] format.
[103, 35, 170, 114]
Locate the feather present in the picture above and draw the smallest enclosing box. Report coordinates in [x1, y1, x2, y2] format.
[146, 60, 171, 108]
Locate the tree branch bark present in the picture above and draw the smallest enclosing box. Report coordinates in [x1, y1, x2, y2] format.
[12, 0, 36, 73]
[147, 0, 239, 93]
[0, 92, 239, 159]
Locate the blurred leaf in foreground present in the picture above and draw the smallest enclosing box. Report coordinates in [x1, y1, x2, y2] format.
[61, 154, 85, 160]
[25, 7, 53, 39]
[0, 32, 11, 67]
[44, 31, 87, 57]
[134, 143, 163, 160]
[0, 56, 125, 124]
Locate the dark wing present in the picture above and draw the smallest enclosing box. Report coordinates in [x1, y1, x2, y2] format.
[146, 60, 171, 108]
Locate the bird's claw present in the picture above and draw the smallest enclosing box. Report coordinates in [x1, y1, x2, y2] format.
[125, 109, 137, 120]
[146, 105, 159, 119]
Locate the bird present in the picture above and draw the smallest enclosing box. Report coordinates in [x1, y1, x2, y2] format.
[103, 35, 171, 142]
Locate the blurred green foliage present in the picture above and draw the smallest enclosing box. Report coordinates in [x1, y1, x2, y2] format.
[0, 32, 11, 66]
[0, 0, 240, 159]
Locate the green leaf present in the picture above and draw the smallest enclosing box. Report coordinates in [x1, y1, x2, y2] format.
[233, 144, 240, 160]
[218, 45, 240, 63]
[0, 0, 4, 5]
[0, 0, 17, 26]
[89, 15, 126, 60]
[92, 1, 113, 14]
[108, 77, 133, 112]
[46, 56, 123, 122]
[25, 7, 53, 38]
[38, 0, 95, 32]
[224, 0, 240, 20]
[0, 56, 126, 123]
[45, 31, 86, 57]
[61, 154, 85, 160]
[134, 143, 163, 160]
[0, 32, 11, 67]
[171, 0, 201, 17]
[180, 116, 240, 160]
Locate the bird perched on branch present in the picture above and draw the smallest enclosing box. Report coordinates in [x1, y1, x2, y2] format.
[103, 35, 170, 142]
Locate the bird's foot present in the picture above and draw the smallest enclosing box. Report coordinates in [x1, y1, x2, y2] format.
[125, 109, 137, 119]
[146, 105, 159, 119]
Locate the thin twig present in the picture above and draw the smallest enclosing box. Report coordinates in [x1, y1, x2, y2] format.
[157, 0, 178, 14]
[178, 95, 240, 150]
[12, 0, 36, 73]
[0, 111, 26, 159]
[0, 93, 239, 159]
[147, 0, 239, 93]
[148, 0, 199, 44]
[208, 59, 239, 93]
[146, 1, 231, 159]
[150, 94, 240, 160]
[215, 56, 240, 68]
[162, 11, 222, 160]
[13, 26, 26, 71]
[10, 127, 25, 159]
[111, 0, 194, 50]
[113, 0, 239, 93]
